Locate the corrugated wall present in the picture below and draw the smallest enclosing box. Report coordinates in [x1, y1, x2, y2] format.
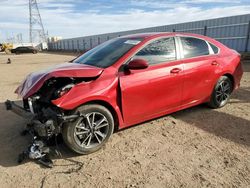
[48, 14, 250, 52]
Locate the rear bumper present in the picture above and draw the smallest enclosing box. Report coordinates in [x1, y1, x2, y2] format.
[233, 61, 243, 90]
[5, 100, 33, 119]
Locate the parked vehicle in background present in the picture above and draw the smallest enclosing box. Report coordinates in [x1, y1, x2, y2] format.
[6, 32, 243, 156]
[0, 43, 13, 54]
[11, 46, 38, 54]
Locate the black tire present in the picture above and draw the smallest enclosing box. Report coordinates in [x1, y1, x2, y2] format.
[62, 104, 114, 154]
[208, 76, 233, 108]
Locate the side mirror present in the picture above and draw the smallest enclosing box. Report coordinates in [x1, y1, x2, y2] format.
[127, 59, 149, 70]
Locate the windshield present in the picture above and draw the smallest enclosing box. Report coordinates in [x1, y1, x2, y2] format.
[73, 38, 142, 68]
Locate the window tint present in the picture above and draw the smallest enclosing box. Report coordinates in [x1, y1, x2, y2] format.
[134, 37, 176, 65]
[209, 43, 219, 54]
[180, 37, 209, 58]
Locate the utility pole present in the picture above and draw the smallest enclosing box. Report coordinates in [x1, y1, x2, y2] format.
[17, 33, 23, 44]
[29, 0, 46, 43]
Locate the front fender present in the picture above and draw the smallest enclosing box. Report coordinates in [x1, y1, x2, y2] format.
[52, 74, 118, 109]
[51, 75, 124, 127]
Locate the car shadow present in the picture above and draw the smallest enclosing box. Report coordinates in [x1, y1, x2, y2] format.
[242, 62, 250, 72]
[172, 105, 250, 147]
[0, 87, 249, 167]
[171, 86, 250, 148]
[230, 87, 250, 104]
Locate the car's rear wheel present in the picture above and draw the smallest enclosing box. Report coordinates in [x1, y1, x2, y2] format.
[62, 104, 114, 154]
[208, 76, 233, 108]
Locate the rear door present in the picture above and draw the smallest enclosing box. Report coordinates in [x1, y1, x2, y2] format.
[23, 47, 30, 53]
[19, 47, 25, 53]
[119, 37, 184, 126]
[178, 36, 221, 106]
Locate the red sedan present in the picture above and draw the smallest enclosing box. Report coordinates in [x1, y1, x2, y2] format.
[6, 32, 243, 155]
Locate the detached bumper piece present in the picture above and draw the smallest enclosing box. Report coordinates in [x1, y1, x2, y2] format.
[18, 138, 53, 168]
[5, 100, 55, 168]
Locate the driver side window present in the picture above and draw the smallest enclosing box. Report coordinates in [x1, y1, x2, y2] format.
[134, 37, 176, 65]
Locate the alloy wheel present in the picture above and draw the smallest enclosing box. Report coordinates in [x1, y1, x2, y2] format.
[215, 80, 231, 105]
[74, 112, 109, 149]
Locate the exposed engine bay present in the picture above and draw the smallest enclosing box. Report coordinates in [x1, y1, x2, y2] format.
[5, 76, 96, 167]
[23, 77, 95, 137]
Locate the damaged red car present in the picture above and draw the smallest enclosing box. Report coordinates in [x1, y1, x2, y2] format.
[6, 32, 243, 156]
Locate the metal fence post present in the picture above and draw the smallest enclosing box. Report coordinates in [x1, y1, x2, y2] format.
[83, 41, 86, 51]
[204, 26, 207, 36]
[245, 21, 250, 52]
[90, 38, 92, 49]
[77, 40, 79, 52]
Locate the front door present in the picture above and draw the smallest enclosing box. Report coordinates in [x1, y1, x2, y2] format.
[119, 37, 183, 126]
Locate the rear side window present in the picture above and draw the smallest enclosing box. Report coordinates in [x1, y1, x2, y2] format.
[180, 37, 209, 58]
[134, 37, 176, 65]
[209, 43, 219, 54]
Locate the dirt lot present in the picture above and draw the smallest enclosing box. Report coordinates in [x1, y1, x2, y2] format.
[0, 53, 249, 188]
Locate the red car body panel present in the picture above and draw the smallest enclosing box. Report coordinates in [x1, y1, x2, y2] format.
[17, 32, 243, 130]
[16, 63, 103, 99]
[118, 59, 184, 126]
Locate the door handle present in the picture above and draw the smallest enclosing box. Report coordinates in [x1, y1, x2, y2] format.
[211, 61, 219, 66]
[170, 68, 182, 74]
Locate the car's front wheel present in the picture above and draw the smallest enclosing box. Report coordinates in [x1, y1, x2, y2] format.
[208, 76, 233, 108]
[62, 104, 114, 154]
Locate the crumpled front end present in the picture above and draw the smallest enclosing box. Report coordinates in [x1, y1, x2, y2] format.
[8, 78, 100, 138]
[5, 63, 104, 167]
[8, 62, 104, 136]
[15, 62, 104, 99]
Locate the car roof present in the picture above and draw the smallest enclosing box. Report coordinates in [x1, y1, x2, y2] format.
[120, 32, 223, 47]
[121, 32, 208, 40]
[17, 46, 33, 48]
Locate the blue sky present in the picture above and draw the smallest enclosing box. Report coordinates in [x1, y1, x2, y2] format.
[0, 0, 250, 42]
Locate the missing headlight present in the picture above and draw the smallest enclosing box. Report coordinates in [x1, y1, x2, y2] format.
[55, 83, 75, 98]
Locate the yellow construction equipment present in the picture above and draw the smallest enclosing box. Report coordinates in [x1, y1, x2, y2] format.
[0, 43, 13, 54]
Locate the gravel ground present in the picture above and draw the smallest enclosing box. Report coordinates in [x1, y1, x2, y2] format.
[0, 53, 249, 188]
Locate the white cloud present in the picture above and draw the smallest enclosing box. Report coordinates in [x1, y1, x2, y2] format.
[184, 0, 240, 3]
[0, 0, 249, 42]
[40, 5, 250, 38]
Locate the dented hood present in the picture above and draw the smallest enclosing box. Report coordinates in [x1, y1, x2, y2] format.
[16, 62, 104, 98]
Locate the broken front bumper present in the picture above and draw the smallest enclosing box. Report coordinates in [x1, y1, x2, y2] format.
[5, 100, 33, 119]
[5, 100, 54, 167]
[5, 99, 79, 137]
[5, 100, 81, 167]
[5, 100, 57, 137]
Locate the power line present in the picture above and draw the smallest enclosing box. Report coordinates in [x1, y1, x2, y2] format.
[29, 0, 47, 43]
